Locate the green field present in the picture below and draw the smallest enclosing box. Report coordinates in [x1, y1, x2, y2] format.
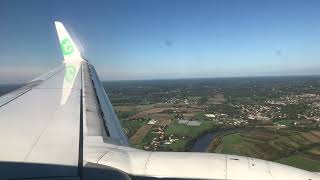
[277, 155, 320, 171]
[214, 133, 244, 154]
[121, 119, 149, 137]
[165, 120, 216, 138]
[164, 121, 217, 151]
[134, 120, 217, 151]
[168, 139, 190, 151]
[213, 129, 320, 171]
[274, 120, 295, 127]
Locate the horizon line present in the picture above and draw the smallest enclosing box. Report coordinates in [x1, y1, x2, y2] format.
[102, 74, 320, 82]
[1, 74, 320, 85]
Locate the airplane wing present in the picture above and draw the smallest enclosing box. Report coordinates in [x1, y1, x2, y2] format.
[0, 22, 319, 180]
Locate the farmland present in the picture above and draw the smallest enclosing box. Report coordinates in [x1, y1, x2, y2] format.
[103, 76, 320, 171]
[213, 129, 320, 171]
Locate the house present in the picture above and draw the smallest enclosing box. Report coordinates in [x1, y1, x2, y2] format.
[187, 121, 201, 126]
[205, 114, 216, 118]
[147, 119, 157, 125]
[178, 120, 188, 124]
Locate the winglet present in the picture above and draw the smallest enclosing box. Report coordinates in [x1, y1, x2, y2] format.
[54, 21, 82, 62]
[55, 21, 83, 105]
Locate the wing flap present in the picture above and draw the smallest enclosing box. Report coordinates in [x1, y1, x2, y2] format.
[87, 64, 129, 146]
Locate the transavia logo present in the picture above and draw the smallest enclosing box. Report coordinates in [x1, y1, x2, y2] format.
[64, 65, 77, 83]
[61, 38, 74, 55]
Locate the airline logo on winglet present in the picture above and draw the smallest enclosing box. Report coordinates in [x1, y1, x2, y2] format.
[60, 38, 74, 56]
[54, 21, 83, 105]
[64, 65, 76, 82]
[54, 21, 82, 60]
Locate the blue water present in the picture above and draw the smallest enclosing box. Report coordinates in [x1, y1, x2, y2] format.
[189, 132, 218, 152]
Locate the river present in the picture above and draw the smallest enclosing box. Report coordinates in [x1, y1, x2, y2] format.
[189, 128, 251, 152]
[189, 131, 218, 152]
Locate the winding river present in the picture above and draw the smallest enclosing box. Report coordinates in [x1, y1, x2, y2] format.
[189, 128, 251, 152]
[189, 132, 218, 152]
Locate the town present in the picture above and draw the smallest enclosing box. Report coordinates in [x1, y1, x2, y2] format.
[105, 76, 320, 171]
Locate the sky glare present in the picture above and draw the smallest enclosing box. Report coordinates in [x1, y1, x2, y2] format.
[1, 0, 320, 83]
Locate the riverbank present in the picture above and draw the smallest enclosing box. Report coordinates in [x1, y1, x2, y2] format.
[189, 127, 254, 152]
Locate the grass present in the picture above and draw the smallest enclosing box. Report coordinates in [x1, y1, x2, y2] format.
[194, 112, 208, 121]
[213, 129, 320, 171]
[140, 129, 158, 144]
[121, 106, 217, 151]
[121, 119, 149, 137]
[132, 120, 217, 151]
[274, 119, 295, 127]
[277, 155, 320, 171]
[136, 126, 192, 151]
[161, 121, 217, 151]
[168, 139, 190, 151]
[165, 121, 216, 139]
[215, 133, 244, 154]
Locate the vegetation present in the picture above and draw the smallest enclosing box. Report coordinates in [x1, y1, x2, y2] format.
[274, 120, 295, 128]
[121, 119, 149, 137]
[277, 155, 320, 171]
[165, 121, 216, 139]
[214, 133, 243, 154]
[213, 129, 320, 171]
[101, 76, 320, 171]
[168, 139, 190, 151]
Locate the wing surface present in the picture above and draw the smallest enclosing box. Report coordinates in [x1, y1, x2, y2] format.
[0, 63, 82, 179]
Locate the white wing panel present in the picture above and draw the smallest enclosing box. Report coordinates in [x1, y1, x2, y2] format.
[0, 64, 82, 178]
[88, 143, 320, 180]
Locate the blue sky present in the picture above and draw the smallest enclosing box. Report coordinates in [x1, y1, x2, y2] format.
[1, 0, 320, 83]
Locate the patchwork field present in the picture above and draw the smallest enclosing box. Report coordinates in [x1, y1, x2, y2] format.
[277, 155, 320, 172]
[105, 77, 320, 172]
[128, 107, 173, 120]
[121, 119, 149, 137]
[213, 129, 320, 171]
[129, 124, 153, 144]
